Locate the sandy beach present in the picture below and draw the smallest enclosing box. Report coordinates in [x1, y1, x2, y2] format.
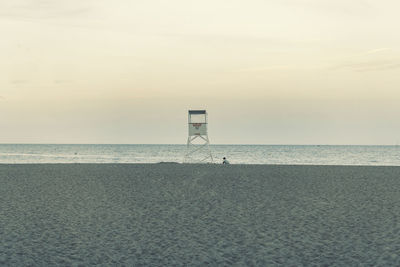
[1, 164, 399, 266]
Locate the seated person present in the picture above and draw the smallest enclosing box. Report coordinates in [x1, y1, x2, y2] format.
[222, 157, 230, 164]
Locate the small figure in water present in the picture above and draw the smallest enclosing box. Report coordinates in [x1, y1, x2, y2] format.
[222, 157, 230, 164]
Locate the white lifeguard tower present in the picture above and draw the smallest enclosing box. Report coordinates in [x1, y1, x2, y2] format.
[184, 110, 213, 163]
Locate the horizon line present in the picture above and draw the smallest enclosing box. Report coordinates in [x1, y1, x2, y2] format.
[0, 143, 399, 146]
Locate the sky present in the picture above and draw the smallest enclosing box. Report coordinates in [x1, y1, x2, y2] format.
[1, 0, 400, 144]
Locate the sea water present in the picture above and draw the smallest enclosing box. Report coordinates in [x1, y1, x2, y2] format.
[1, 144, 400, 165]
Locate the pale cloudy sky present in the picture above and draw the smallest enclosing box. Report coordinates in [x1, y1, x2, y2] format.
[1, 0, 400, 144]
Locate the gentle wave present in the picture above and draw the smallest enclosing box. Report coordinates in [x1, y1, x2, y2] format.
[1, 144, 400, 165]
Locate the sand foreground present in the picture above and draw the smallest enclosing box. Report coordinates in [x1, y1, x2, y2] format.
[1, 164, 399, 266]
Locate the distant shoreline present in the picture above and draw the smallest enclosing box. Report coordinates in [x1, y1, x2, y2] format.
[2, 163, 400, 167]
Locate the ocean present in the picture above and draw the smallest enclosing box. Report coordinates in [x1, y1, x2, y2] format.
[1, 144, 400, 165]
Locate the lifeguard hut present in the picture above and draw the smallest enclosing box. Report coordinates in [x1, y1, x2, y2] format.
[184, 110, 213, 163]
